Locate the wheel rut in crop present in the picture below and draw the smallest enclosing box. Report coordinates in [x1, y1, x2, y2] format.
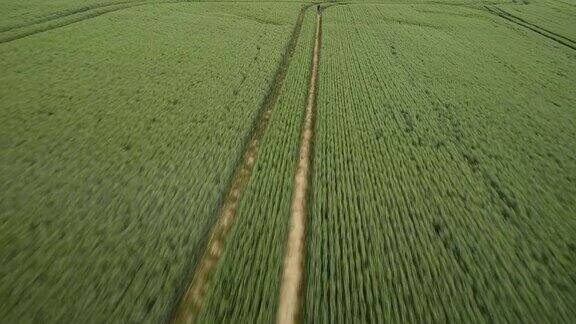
[0, 0, 227, 44]
[0, 0, 143, 33]
[485, 6, 576, 51]
[0, 0, 335, 44]
[169, 6, 312, 324]
[491, 6, 575, 43]
[276, 6, 322, 324]
[0, 1, 153, 44]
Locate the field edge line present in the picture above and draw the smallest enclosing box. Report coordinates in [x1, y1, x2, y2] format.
[169, 5, 314, 323]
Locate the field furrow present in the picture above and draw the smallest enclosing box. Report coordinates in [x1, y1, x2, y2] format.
[172, 5, 313, 323]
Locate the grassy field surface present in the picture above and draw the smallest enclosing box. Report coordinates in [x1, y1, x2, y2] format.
[0, 2, 302, 322]
[305, 3, 576, 322]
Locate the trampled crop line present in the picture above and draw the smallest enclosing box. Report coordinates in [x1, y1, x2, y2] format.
[0, 1, 150, 44]
[342, 1, 512, 7]
[0, 0, 337, 44]
[485, 6, 576, 51]
[0, 0, 496, 44]
[169, 5, 312, 323]
[0, 0, 144, 34]
[491, 6, 575, 44]
[276, 5, 322, 324]
[0, 0, 300, 44]
[0, 0, 311, 35]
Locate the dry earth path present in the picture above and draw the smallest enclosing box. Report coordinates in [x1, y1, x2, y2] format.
[276, 6, 322, 324]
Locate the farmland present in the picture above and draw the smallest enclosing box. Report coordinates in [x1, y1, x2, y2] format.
[1, 0, 575, 323]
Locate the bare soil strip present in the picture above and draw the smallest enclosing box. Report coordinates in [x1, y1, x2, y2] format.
[276, 6, 322, 324]
[170, 6, 311, 324]
[485, 6, 576, 51]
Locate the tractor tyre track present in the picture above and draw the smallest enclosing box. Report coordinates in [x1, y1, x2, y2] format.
[0, 0, 143, 34]
[485, 6, 576, 51]
[491, 6, 575, 43]
[169, 5, 313, 324]
[276, 6, 322, 324]
[0, 1, 511, 45]
[0, 0, 278, 44]
[0, 1, 150, 44]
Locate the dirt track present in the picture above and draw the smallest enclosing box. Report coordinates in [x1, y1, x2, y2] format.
[170, 6, 311, 323]
[276, 7, 322, 324]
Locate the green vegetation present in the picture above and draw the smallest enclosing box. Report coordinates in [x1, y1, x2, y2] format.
[497, 0, 576, 41]
[0, 2, 303, 322]
[2, 0, 576, 323]
[305, 3, 576, 322]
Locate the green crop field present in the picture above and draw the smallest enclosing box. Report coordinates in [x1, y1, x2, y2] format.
[1, 0, 575, 323]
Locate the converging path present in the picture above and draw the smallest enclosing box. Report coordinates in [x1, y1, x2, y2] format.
[276, 6, 322, 324]
[170, 5, 312, 323]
